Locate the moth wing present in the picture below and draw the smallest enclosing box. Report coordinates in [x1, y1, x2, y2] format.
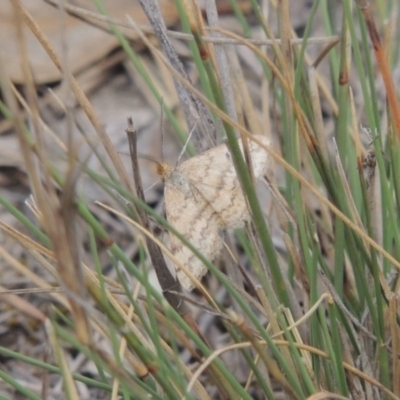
[181, 136, 270, 229]
[164, 178, 222, 291]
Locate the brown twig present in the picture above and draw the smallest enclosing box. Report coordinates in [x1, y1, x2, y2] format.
[138, 0, 217, 152]
[125, 117, 185, 314]
[43, 0, 338, 47]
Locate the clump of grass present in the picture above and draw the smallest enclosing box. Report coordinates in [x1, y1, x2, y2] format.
[1, 0, 400, 399]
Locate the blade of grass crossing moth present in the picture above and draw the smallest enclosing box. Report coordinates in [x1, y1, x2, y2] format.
[184, 4, 291, 311]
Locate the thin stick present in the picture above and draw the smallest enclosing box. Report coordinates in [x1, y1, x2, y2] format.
[125, 117, 185, 314]
[137, 0, 217, 151]
[42, 0, 338, 46]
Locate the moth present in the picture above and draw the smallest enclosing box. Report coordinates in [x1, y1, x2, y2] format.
[158, 136, 270, 290]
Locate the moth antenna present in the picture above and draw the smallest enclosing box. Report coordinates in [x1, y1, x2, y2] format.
[136, 153, 159, 165]
[160, 97, 165, 163]
[176, 121, 198, 167]
[144, 179, 162, 194]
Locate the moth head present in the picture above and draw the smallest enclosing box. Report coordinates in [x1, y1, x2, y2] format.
[156, 162, 173, 182]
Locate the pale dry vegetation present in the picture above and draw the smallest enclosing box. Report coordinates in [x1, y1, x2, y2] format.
[0, 1, 400, 399]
